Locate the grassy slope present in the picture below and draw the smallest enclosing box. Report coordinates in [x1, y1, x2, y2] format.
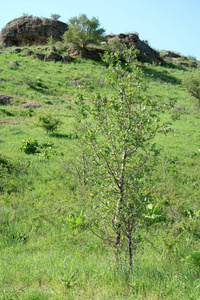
[0, 47, 199, 299]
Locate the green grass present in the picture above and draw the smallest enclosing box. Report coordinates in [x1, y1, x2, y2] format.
[0, 46, 200, 299]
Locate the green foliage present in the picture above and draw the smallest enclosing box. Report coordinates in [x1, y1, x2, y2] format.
[75, 48, 167, 267]
[47, 35, 56, 51]
[66, 211, 85, 228]
[63, 14, 105, 54]
[19, 139, 54, 156]
[143, 203, 163, 226]
[22, 75, 48, 90]
[183, 74, 200, 109]
[36, 113, 62, 134]
[106, 37, 128, 54]
[185, 251, 200, 272]
[19, 139, 40, 154]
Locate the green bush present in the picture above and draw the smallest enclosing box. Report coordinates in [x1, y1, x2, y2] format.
[183, 75, 200, 109]
[19, 139, 40, 154]
[19, 139, 54, 154]
[36, 113, 62, 134]
[185, 251, 200, 272]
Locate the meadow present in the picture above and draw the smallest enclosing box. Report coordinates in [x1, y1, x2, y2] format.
[0, 45, 199, 299]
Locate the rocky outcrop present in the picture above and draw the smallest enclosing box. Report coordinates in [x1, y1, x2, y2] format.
[44, 51, 62, 62]
[32, 51, 72, 63]
[105, 33, 164, 64]
[160, 50, 182, 59]
[33, 53, 45, 60]
[24, 49, 34, 56]
[0, 16, 68, 47]
[160, 50, 198, 68]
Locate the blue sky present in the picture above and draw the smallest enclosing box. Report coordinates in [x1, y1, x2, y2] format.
[1, 0, 200, 59]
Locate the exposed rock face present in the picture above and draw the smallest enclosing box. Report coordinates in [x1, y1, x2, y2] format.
[0, 16, 68, 47]
[105, 33, 164, 64]
[160, 51, 182, 59]
[160, 50, 198, 68]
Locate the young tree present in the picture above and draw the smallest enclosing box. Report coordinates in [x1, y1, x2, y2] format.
[37, 113, 62, 134]
[63, 14, 105, 56]
[183, 74, 200, 110]
[75, 48, 164, 268]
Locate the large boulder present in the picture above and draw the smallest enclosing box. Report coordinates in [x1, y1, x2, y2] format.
[105, 33, 164, 64]
[0, 16, 68, 47]
[44, 51, 62, 62]
[33, 53, 45, 60]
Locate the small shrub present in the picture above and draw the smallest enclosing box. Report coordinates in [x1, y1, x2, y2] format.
[37, 113, 62, 134]
[47, 35, 56, 51]
[19, 139, 40, 154]
[185, 251, 200, 272]
[19, 139, 54, 155]
[183, 75, 200, 109]
[22, 76, 36, 89]
[23, 76, 47, 90]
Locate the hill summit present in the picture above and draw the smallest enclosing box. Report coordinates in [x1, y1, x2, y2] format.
[0, 16, 68, 46]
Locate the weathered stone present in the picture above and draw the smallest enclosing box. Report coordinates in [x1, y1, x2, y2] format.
[70, 78, 83, 86]
[105, 33, 163, 64]
[62, 53, 71, 62]
[191, 61, 198, 68]
[0, 16, 68, 47]
[69, 47, 105, 61]
[8, 60, 19, 67]
[0, 95, 13, 104]
[33, 53, 45, 60]
[44, 51, 62, 62]
[179, 62, 189, 67]
[14, 48, 22, 53]
[22, 102, 41, 108]
[161, 51, 181, 58]
[24, 49, 34, 56]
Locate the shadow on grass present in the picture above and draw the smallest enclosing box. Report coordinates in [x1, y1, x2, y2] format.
[141, 62, 186, 85]
[51, 132, 79, 139]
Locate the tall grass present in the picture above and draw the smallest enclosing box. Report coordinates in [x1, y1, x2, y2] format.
[0, 46, 199, 299]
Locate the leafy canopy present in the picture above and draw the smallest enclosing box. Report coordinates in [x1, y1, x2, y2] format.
[63, 14, 105, 51]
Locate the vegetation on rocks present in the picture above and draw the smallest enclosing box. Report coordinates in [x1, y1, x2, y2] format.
[63, 14, 105, 57]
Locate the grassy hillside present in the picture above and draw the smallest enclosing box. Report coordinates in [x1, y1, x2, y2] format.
[0, 45, 199, 299]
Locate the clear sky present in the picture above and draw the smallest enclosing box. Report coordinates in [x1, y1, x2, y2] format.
[1, 0, 200, 60]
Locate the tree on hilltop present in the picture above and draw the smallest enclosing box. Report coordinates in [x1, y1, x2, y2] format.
[63, 14, 105, 56]
[50, 14, 61, 21]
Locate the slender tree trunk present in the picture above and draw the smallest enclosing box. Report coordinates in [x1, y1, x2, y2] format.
[113, 196, 122, 263]
[128, 232, 133, 270]
[113, 149, 126, 263]
[113, 230, 121, 263]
